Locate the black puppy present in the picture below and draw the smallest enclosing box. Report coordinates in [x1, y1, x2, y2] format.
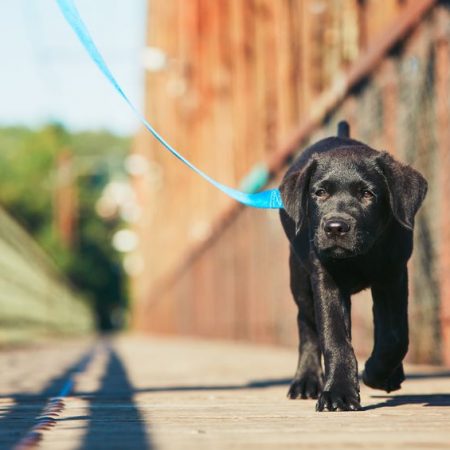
[279, 121, 427, 412]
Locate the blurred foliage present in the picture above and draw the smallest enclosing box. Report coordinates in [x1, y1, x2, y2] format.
[0, 123, 130, 330]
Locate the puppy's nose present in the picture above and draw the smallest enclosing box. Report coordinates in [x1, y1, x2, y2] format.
[324, 219, 351, 236]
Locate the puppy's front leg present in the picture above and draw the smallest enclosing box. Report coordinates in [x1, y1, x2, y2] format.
[363, 268, 409, 392]
[311, 263, 360, 412]
[288, 251, 323, 399]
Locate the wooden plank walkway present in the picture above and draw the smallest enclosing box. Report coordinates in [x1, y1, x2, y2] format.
[0, 335, 449, 449]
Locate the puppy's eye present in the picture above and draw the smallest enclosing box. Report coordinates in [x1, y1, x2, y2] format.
[362, 190, 374, 199]
[315, 189, 327, 197]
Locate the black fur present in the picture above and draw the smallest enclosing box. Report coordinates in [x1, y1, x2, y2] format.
[279, 122, 427, 412]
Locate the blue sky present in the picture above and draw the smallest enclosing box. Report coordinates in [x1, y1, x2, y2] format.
[0, 0, 147, 135]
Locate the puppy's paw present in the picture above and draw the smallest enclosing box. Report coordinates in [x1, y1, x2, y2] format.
[316, 386, 361, 412]
[287, 372, 323, 399]
[387, 364, 406, 391]
[363, 362, 405, 393]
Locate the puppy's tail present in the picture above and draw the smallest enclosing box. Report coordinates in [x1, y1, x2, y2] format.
[337, 121, 350, 138]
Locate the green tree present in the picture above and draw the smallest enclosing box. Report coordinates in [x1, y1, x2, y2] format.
[0, 123, 130, 330]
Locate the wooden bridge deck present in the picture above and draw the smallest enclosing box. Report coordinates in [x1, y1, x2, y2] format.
[0, 335, 449, 449]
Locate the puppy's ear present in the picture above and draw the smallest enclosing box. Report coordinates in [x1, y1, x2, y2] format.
[279, 159, 317, 234]
[377, 152, 427, 230]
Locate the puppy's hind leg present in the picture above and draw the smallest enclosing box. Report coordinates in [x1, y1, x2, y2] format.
[288, 250, 323, 400]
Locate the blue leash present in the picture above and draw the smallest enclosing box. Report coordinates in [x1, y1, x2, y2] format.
[56, 0, 283, 210]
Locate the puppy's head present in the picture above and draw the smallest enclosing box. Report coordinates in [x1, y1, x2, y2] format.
[280, 146, 427, 259]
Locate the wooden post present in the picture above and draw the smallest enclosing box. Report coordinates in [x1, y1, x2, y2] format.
[54, 149, 77, 248]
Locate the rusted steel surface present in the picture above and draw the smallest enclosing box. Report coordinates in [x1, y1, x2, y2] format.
[267, 0, 438, 175]
[132, 1, 449, 363]
[435, 7, 450, 366]
[133, 0, 402, 299]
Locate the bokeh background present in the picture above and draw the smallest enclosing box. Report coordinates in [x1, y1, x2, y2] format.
[0, 0, 146, 337]
[1, 0, 449, 365]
